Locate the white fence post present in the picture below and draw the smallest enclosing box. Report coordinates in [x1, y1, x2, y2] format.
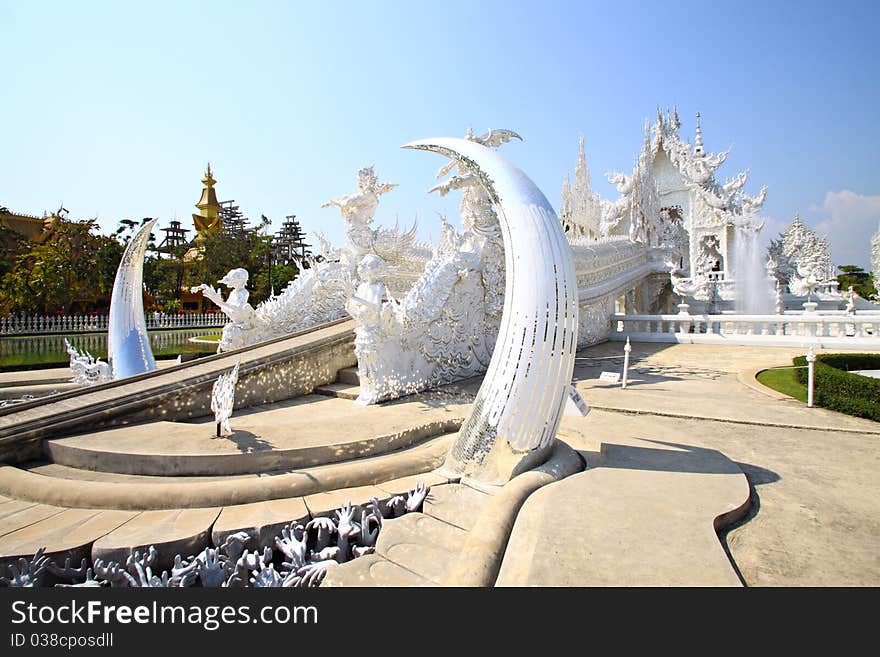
[622, 337, 631, 389]
[806, 347, 816, 409]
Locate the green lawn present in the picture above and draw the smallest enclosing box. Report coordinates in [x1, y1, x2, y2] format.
[757, 367, 808, 403]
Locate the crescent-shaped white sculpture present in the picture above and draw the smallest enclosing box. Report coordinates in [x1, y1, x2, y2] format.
[402, 138, 579, 485]
[108, 218, 158, 380]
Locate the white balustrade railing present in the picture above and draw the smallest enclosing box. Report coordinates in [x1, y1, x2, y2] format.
[612, 312, 879, 346]
[0, 313, 225, 335]
[0, 328, 220, 361]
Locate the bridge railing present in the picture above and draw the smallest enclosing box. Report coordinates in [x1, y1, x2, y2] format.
[0, 313, 226, 335]
[611, 313, 879, 343]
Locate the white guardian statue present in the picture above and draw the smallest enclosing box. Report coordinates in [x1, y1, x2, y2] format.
[192, 268, 258, 352]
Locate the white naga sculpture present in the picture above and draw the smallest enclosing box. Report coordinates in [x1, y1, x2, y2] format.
[192, 268, 258, 352]
[211, 361, 240, 436]
[108, 218, 158, 379]
[205, 166, 430, 353]
[348, 128, 518, 404]
[404, 136, 578, 485]
[64, 339, 111, 386]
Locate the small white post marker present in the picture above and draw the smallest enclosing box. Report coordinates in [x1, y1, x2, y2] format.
[806, 346, 816, 408]
[622, 336, 632, 389]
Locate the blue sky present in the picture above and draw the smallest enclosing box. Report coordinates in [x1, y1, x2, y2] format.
[2, 1, 878, 268]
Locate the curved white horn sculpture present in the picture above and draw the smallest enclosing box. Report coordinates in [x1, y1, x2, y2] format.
[108, 218, 158, 379]
[403, 138, 578, 485]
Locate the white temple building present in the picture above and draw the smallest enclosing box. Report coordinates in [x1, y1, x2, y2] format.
[561, 108, 768, 310]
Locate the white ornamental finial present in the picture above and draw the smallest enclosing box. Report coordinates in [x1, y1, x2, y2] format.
[694, 111, 704, 156]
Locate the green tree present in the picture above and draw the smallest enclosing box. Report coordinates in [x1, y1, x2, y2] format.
[0, 223, 29, 281]
[188, 216, 281, 306]
[836, 265, 877, 300]
[0, 219, 121, 314]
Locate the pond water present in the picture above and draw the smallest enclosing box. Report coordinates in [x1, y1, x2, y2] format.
[0, 329, 220, 369]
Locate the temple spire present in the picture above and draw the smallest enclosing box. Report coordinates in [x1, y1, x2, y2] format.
[694, 111, 704, 156]
[193, 164, 222, 237]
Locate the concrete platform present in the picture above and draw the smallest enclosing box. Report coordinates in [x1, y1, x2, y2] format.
[211, 498, 310, 551]
[45, 393, 468, 476]
[91, 508, 221, 570]
[314, 383, 360, 400]
[496, 436, 750, 586]
[0, 508, 135, 573]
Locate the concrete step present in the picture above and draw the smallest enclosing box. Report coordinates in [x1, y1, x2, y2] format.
[374, 511, 466, 584]
[421, 483, 491, 532]
[212, 497, 310, 552]
[0, 508, 136, 575]
[44, 413, 462, 477]
[337, 367, 360, 386]
[0, 432, 458, 510]
[314, 382, 360, 400]
[91, 508, 221, 571]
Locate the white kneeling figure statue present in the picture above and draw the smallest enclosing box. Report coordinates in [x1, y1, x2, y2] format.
[192, 268, 258, 352]
[345, 255, 400, 405]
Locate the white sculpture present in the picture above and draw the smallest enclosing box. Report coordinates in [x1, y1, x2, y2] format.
[64, 339, 111, 386]
[192, 269, 258, 352]
[767, 215, 833, 293]
[205, 166, 432, 354]
[321, 166, 399, 265]
[405, 136, 578, 485]
[843, 286, 857, 315]
[560, 136, 601, 239]
[344, 255, 397, 405]
[871, 222, 880, 294]
[108, 218, 158, 379]
[346, 128, 516, 405]
[788, 262, 822, 304]
[211, 361, 240, 436]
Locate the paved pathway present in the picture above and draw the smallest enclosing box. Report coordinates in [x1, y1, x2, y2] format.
[503, 342, 880, 586]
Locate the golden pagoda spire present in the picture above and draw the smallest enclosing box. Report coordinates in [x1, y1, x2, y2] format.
[193, 163, 222, 237]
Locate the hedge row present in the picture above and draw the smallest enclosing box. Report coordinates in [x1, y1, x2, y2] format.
[793, 353, 880, 422]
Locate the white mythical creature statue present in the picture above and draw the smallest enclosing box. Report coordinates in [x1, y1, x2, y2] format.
[843, 285, 857, 315]
[788, 258, 827, 304]
[320, 166, 423, 273]
[64, 339, 111, 386]
[667, 261, 713, 302]
[347, 128, 518, 404]
[211, 361, 240, 436]
[344, 255, 400, 405]
[198, 167, 430, 353]
[192, 269, 258, 352]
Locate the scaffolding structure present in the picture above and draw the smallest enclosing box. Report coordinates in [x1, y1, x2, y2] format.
[219, 200, 250, 236]
[271, 214, 311, 264]
[155, 219, 190, 256]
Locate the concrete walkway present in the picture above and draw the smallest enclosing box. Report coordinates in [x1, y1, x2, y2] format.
[499, 341, 880, 586]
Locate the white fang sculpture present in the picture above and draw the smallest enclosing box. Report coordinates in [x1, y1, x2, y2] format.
[108, 218, 158, 379]
[211, 361, 240, 436]
[403, 137, 578, 485]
